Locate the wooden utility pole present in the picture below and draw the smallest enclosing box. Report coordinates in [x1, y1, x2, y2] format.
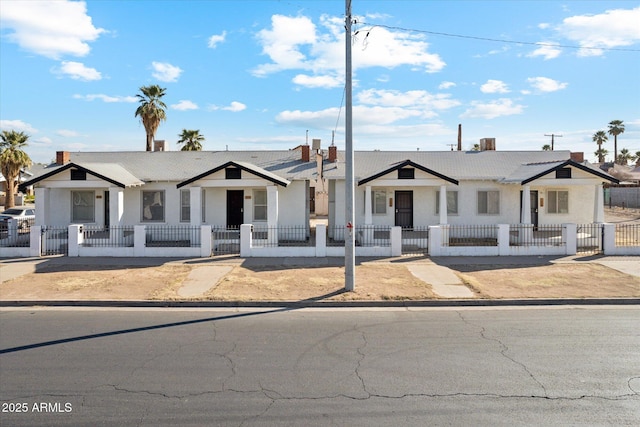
[544, 133, 563, 151]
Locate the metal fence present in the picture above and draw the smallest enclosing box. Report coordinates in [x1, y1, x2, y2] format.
[327, 225, 392, 247]
[401, 226, 429, 254]
[252, 225, 312, 248]
[576, 223, 603, 254]
[211, 225, 240, 255]
[443, 225, 498, 247]
[615, 223, 640, 247]
[0, 218, 35, 247]
[145, 225, 201, 247]
[41, 226, 68, 255]
[81, 226, 135, 247]
[509, 224, 565, 247]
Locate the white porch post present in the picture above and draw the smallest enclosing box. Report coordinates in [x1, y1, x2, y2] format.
[109, 187, 124, 226]
[521, 185, 531, 224]
[189, 186, 202, 226]
[439, 185, 448, 225]
[364, 185, 372, 225]
[267, 185, 278, 244]
[34, 187, 50, 226]
[594, 183, 604, 223]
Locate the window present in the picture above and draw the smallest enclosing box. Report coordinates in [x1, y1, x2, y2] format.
[254, 190, 267, 221]
[70, 169, 86, 180]
[226, 168, 241, 179]
[372, 190, 386, 214]
[555, 168, 572, 179]
[71, 191, 95, 222]
[547, 190, 569, 214]
[398, 168, 415, 179]
[477, 190, 500, 214]
[180, 190, 190, 222]
[142, 190, 165, 222]
[435, 191, 459, 215]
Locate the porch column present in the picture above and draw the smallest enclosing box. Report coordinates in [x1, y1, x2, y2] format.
[521, 185, 531, 224]
[109, 187, 124, 226]
[190, 186, 202, 226]
[439, 185, 448, 225]
[364, 185, 372, 224]
[594, 183, 604, 223]
[267, 185, 278, 227]
[34, 187, 50, 226]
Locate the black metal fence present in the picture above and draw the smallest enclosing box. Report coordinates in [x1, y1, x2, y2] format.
[576, 223, 603, 254]
[41, 226, 68, 255]
[211, 225, 240, 255]
[80, 226, 135, 247]
[145, 226, 201, 247]
[0, 218, 34, 247]
[444, 225, 498, 247]
[327, 225, 391, 247]
[401, 226, 429, 254]
[615, 223, 640, 247]
[251, 226, 312, 248]
[509, 224, 565, 247]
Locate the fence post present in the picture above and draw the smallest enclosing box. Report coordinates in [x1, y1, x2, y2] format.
[200, 225, 212, 257]
[563, 223, 577, 255]
[498, 224, 510, 256]
[316, 223, 327, 257]
[390, 226, 401, 256]
[68, 224, 83, 257]
[602, 223, 616, 255]
[428, 226, 442, 256]
[30, 225, 41, 257]
[134, 225, 146, 257]
[240, 224, 252, 257]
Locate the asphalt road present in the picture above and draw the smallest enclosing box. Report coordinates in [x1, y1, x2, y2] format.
[1, 307, 639, 426]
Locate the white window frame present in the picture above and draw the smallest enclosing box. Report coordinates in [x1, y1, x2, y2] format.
[547, 190, 569, 214]
[372, 190, 387, 214]
[141, 190, 165, 222]
[180, 189, 190, 222]
[253, 189, 267, 221]
[477, 190, 500, 215]
[435, 190, 459, 215]
[71, 190, 95, 223]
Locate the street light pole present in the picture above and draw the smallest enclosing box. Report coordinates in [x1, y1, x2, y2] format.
[344, 0, 355, 291]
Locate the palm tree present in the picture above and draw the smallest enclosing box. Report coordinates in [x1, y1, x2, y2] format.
[607, 120, 625, 164]
[617, 148, 633, 166]
[177, 129, 205, 151]
[594, 147, 608, 163]
[592, 130, 608, 163]
[135, 85, 167, 151]
[0, 130, 32, 209]
[542, 144, 551, 151]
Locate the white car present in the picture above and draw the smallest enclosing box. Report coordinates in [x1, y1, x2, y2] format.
[0, 206, 35, 231]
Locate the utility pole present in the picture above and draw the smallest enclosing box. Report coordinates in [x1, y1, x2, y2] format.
[544, 133, 563, 151]
[344, 0, 355, 291]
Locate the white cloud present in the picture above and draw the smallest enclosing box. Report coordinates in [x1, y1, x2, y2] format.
[0, 0, 104, 59]
[151, 62, 183, 82]
[0, 120, 38, 133]
[73, 94, 137, 103]
[31, 137, 53, 146]
[55, 129, 80, 137]
[528, 42, 562, 60]
[461, 98, 525, 119]
[292, 74, 342, 88]
[357, 89, 460, 111]
[54, 61, 101, 81]
[557, 6, 640, 57]
[208, 31, 227, 48]
[439, 81, 456, 90]
[252, 14, 445, 78]
[480, 80, 510, 94]
[171, 100, 199, 111]
[527, 77, 568, 92]
[208, 101, 246, 112]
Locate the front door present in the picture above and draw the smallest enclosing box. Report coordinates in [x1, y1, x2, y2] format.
[395, 191, 413, 229]
[226, 190, 244, 228]
[104, 191, 110, 228]
[520, 190, 539, 229]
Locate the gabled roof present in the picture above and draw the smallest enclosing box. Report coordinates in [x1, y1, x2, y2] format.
[506, 159, 619, 185]
[19, 162, 144, 190]
[177, 161, 290, 188]
[358, 159, 458, 186]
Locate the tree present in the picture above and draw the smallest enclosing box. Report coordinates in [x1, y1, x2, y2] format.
[592, 130, 608, 163]
[471, 143, 480, 151]
[607, 120, 625, 164]
[617, 148, 633, 166]
[0, 130, 32, 209]
[594, 147, 608, 163]
[135, 85, 167, 151]
[177, 129, 205, 151]
[542, 144, 551, 151]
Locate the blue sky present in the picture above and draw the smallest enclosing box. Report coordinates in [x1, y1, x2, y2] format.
[1, 0, 639, 164]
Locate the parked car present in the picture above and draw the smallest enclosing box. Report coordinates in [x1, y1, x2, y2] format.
[0, 207, 35, 231]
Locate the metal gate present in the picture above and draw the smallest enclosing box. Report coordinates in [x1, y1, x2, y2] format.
[41, 226, 69, 256]
[211, 226, 240, 256]
[576, 223, 603, 254]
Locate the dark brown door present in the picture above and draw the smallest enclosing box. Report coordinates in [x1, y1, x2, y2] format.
[227, 190, 244, 228]
[104, 191, 110, 228]
[395, 191, 413, 229]
[310, 186, 315, 213]
[520, 190, 539, 229]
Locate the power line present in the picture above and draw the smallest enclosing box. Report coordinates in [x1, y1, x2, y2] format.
[357, 23, 640, 53]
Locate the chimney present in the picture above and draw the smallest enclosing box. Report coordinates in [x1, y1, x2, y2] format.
[301, 144, 310, 162]
[457, 124, 462, 151]
[154, 140, 166, 151]
[570, 152, 584, 163]
[56, 151, 70, 165]
[328, 145, 337, 162]
[479, 138, 496, 151]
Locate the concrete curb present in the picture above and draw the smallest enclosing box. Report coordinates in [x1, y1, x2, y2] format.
[1, 298, 639, 308]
